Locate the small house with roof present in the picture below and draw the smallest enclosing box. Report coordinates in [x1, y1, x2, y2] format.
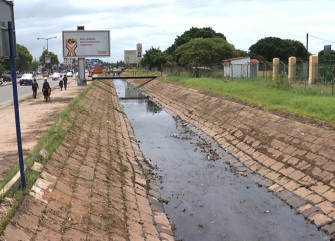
[222, 57, 259, 78]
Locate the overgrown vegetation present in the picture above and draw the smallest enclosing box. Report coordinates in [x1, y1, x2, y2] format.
[273, 74, 291, 90]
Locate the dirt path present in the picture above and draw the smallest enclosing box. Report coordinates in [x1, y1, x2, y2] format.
[0, 79, 174, 240]
[0, 79, 84, 181]
[126, 77, 335, 238]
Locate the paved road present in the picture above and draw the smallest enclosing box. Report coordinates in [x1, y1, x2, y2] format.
[0, 75, 72, 103]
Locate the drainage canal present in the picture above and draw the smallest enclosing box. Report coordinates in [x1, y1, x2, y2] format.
[114, 79, 330, 241]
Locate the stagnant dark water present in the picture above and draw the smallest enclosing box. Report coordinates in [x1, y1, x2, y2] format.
[114, 79, 330, 241]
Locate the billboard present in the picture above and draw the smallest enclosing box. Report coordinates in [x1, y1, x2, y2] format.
[137, 43, 142, 58]
[124, 50, 137, 64]
[62, 30, 110, 58]
[0, 0, 16, 58]
[45, 54, 51, 64]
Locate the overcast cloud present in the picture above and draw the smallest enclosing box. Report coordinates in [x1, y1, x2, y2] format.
[10, 0, 335, 63]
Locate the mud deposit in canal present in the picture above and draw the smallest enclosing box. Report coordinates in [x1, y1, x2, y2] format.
[114, 79, 330, 241]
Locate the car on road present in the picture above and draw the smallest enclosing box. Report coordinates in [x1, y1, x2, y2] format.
[42, 71, 49, 77]
[19, 73, 35, 86]
[52, 72, 60, 81]
[2, 73, 12, 82]
[66, 71, 73, 77]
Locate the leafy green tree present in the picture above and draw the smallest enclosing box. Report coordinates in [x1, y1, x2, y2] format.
[175, 38, 235, 66]
[31, 59, 40, 71]
[174, 27, 226, 48]
[141, 47, 172, 70]
[16, 44, 33, 72]
[318, 49, 335, 62]
[39, 49, 59, 66]
[0, 59, 6, 73]
[249, 37, 308, 62]
[234, 49, 248, 58]
[165, 27, 227, 64]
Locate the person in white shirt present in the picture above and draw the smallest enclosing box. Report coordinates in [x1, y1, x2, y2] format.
[59, 75, 64, 91]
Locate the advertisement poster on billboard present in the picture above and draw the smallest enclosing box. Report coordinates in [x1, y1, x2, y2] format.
[137, 43, 142, 58]
[45, 54, 51, 64]
[62, 30, 110, 58]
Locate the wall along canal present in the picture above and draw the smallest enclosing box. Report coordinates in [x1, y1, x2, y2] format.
[113, 79, 330, 241]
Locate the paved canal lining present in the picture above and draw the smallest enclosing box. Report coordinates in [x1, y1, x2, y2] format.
[115, 79, 330, 241]
[124, 76, 335, 239]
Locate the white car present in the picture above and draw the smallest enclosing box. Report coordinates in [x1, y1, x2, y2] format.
[19, 73, 35, 86]
[52, 72, 60, 81]
[66, 71, 73, 77]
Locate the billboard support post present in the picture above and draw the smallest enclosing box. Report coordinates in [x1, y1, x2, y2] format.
[77, 26, 86, 86]
[78, 58, 86, 85]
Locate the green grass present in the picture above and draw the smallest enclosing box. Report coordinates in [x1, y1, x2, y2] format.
[171, 76, 335, 122]
[128, 69, 335, 123]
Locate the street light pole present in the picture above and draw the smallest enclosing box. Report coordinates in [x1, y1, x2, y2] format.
[37, 36, 57, 73]
[37, 36, 57, 54]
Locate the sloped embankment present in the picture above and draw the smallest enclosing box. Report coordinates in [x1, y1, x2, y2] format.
[1, 80, 174, 241]
[126, 77, 335, 237]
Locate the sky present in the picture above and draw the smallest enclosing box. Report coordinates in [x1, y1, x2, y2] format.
[8, 0, 335, 63]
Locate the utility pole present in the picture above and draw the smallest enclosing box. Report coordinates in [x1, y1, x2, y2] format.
[37, 36, 57, 72]
[306, 33, 309, 54]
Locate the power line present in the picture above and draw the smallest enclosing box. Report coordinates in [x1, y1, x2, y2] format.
[308, 34, 335, 44]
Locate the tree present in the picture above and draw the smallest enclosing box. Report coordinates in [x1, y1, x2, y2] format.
[318, 49, 335, 62]
[16, 44, 33, 72]
[234, 49, 248, 58]
[141, 47, 173, 70]
[39, 49, 59, 66]
[0, 59, 7, 73]
[249, 37, 308, 62]
[31, 59, 40, 71]
[175, 38, 235, 66]
[174, 27, 226, 48]
[165, 27, 227, 64]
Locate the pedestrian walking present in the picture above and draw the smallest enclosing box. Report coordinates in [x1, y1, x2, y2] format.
[59, 75, 64, 91]
[63, 74, 68, 90]
[32, 78, 39, 98]
[42, 78, 51, 101]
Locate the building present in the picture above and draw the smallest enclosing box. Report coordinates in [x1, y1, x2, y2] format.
[222, 57, 259, 78]
[124, 50, 137, 64]
[63, 58, 75, 67]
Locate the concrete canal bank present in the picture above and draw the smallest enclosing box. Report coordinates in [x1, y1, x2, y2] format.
[115, 78, 330, 241]
[1, 79, 174, 241]
[125, 76, 335, 239]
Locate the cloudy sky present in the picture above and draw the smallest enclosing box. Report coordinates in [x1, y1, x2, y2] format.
[10, 0, 335, 63]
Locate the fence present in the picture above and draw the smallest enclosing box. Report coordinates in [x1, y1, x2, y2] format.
[144, 60, 335, 94]
[148, 62, 334, 81]
[156, 63, 274, 79]
[158, 65, 224, 78]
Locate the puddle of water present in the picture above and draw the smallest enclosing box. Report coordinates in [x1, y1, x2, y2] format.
[114, 79, 330, 241]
